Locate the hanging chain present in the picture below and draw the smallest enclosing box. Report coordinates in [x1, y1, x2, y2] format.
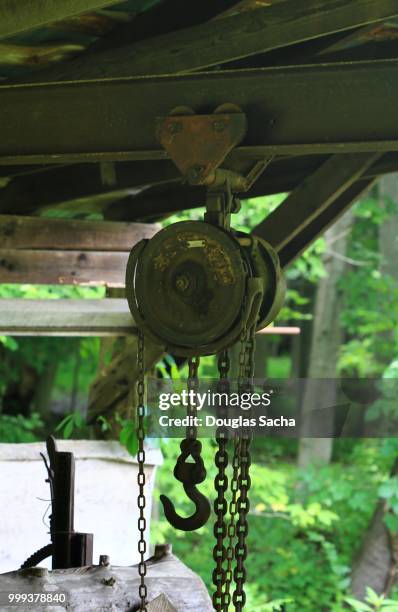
[187, 356, 200, 439]
[137, 330, 147, 612]
[232, 324, 256, 611]
[223, 436, 242, 610]
[212, 351, 230, 611]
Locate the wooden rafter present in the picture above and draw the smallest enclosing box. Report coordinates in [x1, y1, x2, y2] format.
[279, 178, 376, 267]
[0, 162, 179, 215]
[21, 0, 398, 82]
[252, 154, 380, 251]
[252, 155, 379, 267]
[0, 0, 122, 39]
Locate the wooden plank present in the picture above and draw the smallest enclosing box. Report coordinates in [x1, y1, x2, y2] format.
[24, 0, 398, 81]
[3, 60, 398, 165]
[0, 0, 121, 39]
[0, 298, 135, 336]
[0, 249, 129, 286]
[0, 215, 159, 251]
[252, 154, 380, 250]
[0, 299, 300, 337]
[0, 554, 213, 611]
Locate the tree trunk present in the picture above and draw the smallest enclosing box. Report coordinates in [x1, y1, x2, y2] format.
[351, 460, 398, 599]
[298, 211, 354, 468]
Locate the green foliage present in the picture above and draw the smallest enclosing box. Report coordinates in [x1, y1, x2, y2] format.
[0, 412, 43, 442]
[152, 439, 395, 611]
[346, 587, 398, 611]
[338, 195, 398, 375]
[55, 411, 87, 439]
[118, 418, 139, 457]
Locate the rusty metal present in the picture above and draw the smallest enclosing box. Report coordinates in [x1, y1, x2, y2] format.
[21, 436, 93, 570]
[160, 358, 211, 532]
[156, 106, 247, 185]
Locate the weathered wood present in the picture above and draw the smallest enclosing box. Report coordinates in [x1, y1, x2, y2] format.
[0, 298, 301, 337]
[88, 335, 164, 420]
[253, 154, 379, 251]
[0, 299, 135, 336]
[0, 0, 121, 39]
[0, 554, 213, 611]
[147, 594, 177, 612]
[22, 0, 398, 82]
[3, 60, 398, 165]
[279, 178, 376, 267]
[0, 216, 159, 286]
[0, 250, 129, 286]
[0, 215, 158, 251]
[0, 163, 179, 216]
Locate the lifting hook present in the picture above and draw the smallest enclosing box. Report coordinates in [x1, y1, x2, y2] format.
[160, 439, 211, 531]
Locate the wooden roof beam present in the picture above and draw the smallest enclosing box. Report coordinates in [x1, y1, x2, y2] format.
[0, 0, 122, 39]
[0, 161, 179, 216]
[278, 178, 376, 267]
[20, 0, 398, 82]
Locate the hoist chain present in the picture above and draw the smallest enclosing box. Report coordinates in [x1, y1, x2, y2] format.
[187, 356, 200, 439]
[212, 321, 256, 611]
[137, 330, 147, 611]
[233, 324, 255, 611]
[223, 437, 242, 610]
[212, 351, 231, 611]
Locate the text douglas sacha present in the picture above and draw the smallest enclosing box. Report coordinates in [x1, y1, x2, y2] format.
[158, 415, 296, 429]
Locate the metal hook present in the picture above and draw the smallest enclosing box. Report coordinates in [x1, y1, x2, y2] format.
[160, 439, 211, 531]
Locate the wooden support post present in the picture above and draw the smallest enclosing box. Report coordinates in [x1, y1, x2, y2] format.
[87, 334, 164, 423]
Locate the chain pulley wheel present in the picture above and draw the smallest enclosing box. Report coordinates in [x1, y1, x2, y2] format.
[126, 221, 284, 357]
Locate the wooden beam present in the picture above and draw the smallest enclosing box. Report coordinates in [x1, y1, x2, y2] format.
[0, 215, 159, 251]
[88, 335, 164, 420]
[279, 178, 376, 267]
[0, 250, 129, 286]
[252, 154, 380, 250]
[0, 215, 159, 286]
[3, 60, 398, 165]
[0, 0, 122, 39]
[0, 299, 134, 336]
[0, 299, 301, 337]
[22, 0, 398, 81]
[0, 162, 179, 216]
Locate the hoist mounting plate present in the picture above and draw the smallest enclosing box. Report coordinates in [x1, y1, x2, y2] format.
[156, 107, 247, 185]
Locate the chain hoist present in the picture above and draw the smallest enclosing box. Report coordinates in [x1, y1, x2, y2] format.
[126, 106, 285, 610]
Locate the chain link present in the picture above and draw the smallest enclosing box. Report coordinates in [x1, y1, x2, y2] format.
[212, 351, 230, 611]
[232, 324, 256, 611]
[223, 436, 242, 610]
[137, 330, 147, 611]
[187, 356, 200, 439]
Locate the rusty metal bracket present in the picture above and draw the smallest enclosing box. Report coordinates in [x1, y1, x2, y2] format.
[156, 105, 247, 185]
